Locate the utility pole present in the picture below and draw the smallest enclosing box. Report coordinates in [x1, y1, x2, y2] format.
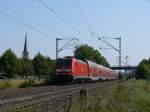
[56, 38, 62, 60]
[98, 36, 122, 68]
[118, 37, 122, 69]
[117, 37, 122, 78]
[125, 55, 129, 77]
[125, 55, 129, 68]
[98, 36, 123, 79]
[56, 37, 78, 60]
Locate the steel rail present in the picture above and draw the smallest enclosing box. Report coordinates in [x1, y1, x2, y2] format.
[0, 81, 117, 112]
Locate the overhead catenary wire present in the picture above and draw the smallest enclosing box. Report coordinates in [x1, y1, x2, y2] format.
[0, 2, 81, 57]
[0, 1, 112, 61]
[36, 0, 109, 60]
[58, 38, 75, 52]
[54, 0, 101, 49]
[71, 0, 101, 49]
[53, 0, 98, 47]
[59, 38, 79, 52]
[72, 0, 95, 37]
[36, 0, 87, 38]
[54, 0, 81, 24]
[0, 9, 56, 39]
[72, 1, 110, 59]
[0, 3, 70, 38]
[36, 0, 100, 49]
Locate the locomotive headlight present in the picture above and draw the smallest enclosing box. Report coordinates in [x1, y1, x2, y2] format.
[68, 72, 71, 75]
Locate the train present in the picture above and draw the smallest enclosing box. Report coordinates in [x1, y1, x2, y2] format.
[55, 57, 118, 83]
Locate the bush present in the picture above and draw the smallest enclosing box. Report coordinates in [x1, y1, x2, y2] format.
[67, 80, 150, 112]
[136, 59, 150, 79]
[19, 80, 35, 88]
[0, 80, 11, 89]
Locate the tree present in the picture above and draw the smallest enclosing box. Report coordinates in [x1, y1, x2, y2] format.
[99, 56, 110, 67]
[74, 44, 110, 67]
[32, 53, 52, 79]
[17, 58, 33, 79]
[0, 55, 2, 73]
[136, 59, 150, 79]
[45, 57, 54, 83]
[1, 49, 17, 78]
[45, 57, 54, 76]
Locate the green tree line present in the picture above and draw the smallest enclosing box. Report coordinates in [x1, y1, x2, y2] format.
[0, 45, 110, 80]
[0, 49, 54, 80]
[74, 44, 110, 67]
[136, 58, 150, 80]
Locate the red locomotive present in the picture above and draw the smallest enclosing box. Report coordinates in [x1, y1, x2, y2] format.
[55, 57, 118, 83]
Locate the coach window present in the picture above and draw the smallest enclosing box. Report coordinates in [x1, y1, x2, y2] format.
[99, 70, 102, 74]
[75, 62, 77, 67]
[82, 66, 84, 73]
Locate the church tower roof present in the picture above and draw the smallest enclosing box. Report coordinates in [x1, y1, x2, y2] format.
[22, 32, 29, 59]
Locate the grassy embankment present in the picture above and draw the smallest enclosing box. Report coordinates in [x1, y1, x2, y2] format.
[0, 79, 45, 89]
[4, 80, 150, 112]
[67, 80, 150, 112]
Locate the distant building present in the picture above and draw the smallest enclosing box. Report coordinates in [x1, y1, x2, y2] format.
[22, 32, 29, 59]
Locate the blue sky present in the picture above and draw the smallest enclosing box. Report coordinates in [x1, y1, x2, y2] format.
[0, 0, 150, 66]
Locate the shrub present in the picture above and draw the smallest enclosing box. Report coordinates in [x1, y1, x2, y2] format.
[0, 80, 11, 89]
[19, 80, 35, 88]
[67, 80, 150, 112]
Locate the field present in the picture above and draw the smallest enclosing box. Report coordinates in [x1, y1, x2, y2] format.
[0, 79, 45, 89]
[67, 80, 150, 112]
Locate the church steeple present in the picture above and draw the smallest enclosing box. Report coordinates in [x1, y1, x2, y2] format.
[22, 32, 29, 59]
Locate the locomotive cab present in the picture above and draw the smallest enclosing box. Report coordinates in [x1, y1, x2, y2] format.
[55, 58, 73, 83]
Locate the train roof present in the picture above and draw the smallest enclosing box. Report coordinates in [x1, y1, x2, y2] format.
[74, 58, 87, 64]
[58, 57, 114, 71]
[86, 59, 112, 70]
[57, 57, 86, 64]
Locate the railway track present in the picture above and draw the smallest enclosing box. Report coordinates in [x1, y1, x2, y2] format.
[0, 81, 117, 112]
[0, 83, 87, 100]
[0, 85, 62, 100]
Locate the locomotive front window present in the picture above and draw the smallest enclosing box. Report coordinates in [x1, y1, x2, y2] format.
[57, 59, 72, 68]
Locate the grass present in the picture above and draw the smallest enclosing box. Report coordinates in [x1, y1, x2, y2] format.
[0, 79, 45, 89]
[5, 80, 150, 112]
[67, 80, 150, 112]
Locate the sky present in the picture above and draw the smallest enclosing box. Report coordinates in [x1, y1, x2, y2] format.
[0, 0, 150, 66]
